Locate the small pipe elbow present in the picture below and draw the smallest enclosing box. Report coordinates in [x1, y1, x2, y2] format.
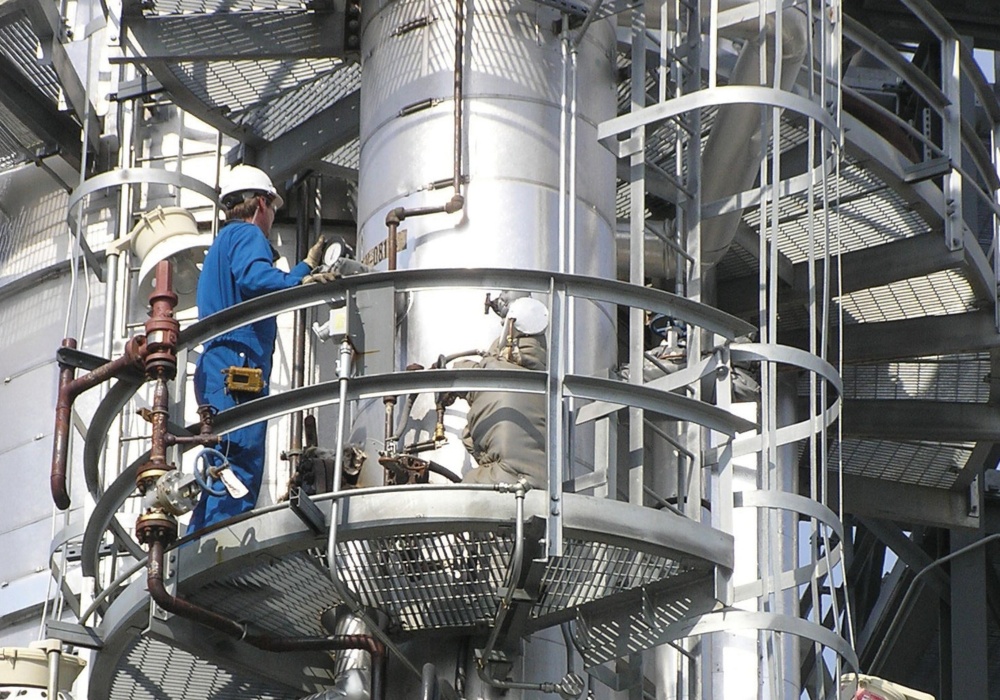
[385, 207, 406, 226]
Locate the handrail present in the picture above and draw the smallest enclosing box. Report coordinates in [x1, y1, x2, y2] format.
[79, 269, 754, 601]
[842, 14, 1000, 193]
[176, 268, 755, 348]
[901, 0, 1000, 124]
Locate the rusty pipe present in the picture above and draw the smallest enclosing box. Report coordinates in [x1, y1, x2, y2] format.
[136, 378, 172, 493]
[163, 433, 220, 448]
[147, 540, 248, 638]
[51, 334, 147, 509]
[384, 200, 464, 271]
[164, 405, 220, 447]
[143, 260, 180, 380]
[387, 218, 399, 272]
[146, 540, 386, 698]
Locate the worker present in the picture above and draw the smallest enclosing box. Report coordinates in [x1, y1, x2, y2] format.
[188, 165, 328, 532]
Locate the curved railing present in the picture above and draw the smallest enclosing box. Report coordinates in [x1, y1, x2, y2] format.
[79, 268, 755, 598]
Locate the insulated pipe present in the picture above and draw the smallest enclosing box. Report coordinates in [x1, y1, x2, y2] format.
[699, 5, 809, 266]
[51, 334, 147, 509]
[421, 663, 441, 700]
[146, 540, 387, 698]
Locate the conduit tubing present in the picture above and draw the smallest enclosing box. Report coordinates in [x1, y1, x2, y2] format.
[146, 540, 387, 699]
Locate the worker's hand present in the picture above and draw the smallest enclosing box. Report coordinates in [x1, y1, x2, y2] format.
[302, 271, 339, 284]
[304, 235, 328, 269]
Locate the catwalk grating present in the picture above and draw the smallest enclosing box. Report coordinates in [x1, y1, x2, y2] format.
[834, 438, 971, 488]
[108, 636, 303, 700]
[0, 15, 62, 104]
[186, 550, 339, 637]
[145, 0, 309, 15]
[332, 529, 513, 632]
[838, 268, 976, 324]
[843, 354, 990, 403]
[532, 538, 691, 618]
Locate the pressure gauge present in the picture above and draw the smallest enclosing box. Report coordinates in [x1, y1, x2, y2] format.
[507, 297, 548, 335]
[323, 239, 345, 267]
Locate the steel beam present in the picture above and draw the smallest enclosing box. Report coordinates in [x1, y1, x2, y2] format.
[255, 90, 360, 185]
[856, 518, 948, 598]
[843, 399, 1000, 443]
[834, 473, 978, 530]
[950, 527, 990, 698]
[16, 0, 101, 153]
[841, 310, 1000, 363]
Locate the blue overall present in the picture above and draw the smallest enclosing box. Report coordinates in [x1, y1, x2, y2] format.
[187, 221, 311, 532]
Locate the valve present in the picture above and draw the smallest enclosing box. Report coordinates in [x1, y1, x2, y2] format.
[141, 469, 201, 516]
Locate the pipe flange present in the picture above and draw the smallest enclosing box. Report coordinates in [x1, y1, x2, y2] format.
[136, 466, 172, 491]
[136, 511, 178, 545]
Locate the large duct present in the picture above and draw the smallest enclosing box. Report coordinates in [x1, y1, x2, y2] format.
[700, 3, 809, 266]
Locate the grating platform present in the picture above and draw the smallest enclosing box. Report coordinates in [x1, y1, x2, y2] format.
[91, 489, 732, 698]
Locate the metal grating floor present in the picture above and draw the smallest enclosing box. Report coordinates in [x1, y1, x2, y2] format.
[843, 354, 990, 403]
[109, 636, 303, 700]
[838, 268, 977, 324]
[186, 550, 339, 637]
[532, 539, 691, 618]
[573, 571, 719, 668]
[333, 529, 513, 632]
[834, 438, 971, 488]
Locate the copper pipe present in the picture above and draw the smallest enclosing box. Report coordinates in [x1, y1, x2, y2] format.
[146, 540, 386, 698]
[51, 334, 147, 509]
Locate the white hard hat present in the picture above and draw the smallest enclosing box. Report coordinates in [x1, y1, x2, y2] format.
[219, 164, 284, 210]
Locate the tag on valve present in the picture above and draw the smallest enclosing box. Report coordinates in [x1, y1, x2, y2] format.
[218, 468, 250, 499]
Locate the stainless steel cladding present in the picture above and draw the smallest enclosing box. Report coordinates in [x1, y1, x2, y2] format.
[355, 0, 618, 474]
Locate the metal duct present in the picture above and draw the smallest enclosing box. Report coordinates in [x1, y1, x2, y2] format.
[701, 3, 809, 266]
